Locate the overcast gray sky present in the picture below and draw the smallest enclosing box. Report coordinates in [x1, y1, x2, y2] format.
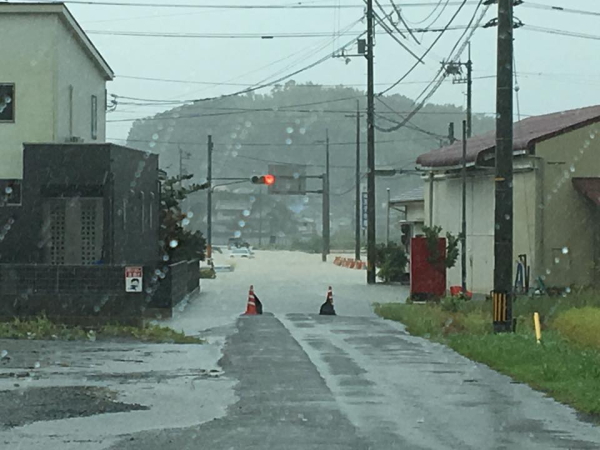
[53, 0, 600, 143]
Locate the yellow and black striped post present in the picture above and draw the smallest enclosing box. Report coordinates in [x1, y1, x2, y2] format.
[492, 291, 513, 333]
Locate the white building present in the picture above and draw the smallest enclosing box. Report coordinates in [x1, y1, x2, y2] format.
[0, 2, 114, 181]
[417, 106, 600, 294]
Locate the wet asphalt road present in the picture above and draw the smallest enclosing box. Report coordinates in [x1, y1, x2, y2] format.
[2, 251, 600, 449]
[115, 251, 600, 449]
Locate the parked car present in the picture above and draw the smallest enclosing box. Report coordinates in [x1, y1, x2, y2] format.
[229, 247, 254, 259]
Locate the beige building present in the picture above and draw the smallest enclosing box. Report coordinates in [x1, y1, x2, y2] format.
[389, 186, 425, 249]
[417, 106, 600, 294]
[0, 2, 113, 180]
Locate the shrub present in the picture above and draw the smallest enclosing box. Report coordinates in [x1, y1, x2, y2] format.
[552, 307, 600, 350]
[375, 242, 408, 283]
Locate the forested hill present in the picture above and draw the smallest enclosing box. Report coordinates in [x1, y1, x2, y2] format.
[126, 81, 494, 184]
[125, 81, 494, 240]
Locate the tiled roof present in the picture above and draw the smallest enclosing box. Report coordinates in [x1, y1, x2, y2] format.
[390, 186, 424, 204]
[417, 105, 600, 168]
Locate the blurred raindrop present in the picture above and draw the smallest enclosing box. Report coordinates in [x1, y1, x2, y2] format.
[169, 240, 179, 248]
[234, 230, 242, 238]
[562, 247, 569, 254]
[286, 138, 293, 145]
[286, 127, 294, 134]
[238, 220, 246, 228]
[243, 209, 251, 217]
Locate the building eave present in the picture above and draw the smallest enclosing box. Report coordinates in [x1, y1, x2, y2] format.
[0, 2, 114, 80]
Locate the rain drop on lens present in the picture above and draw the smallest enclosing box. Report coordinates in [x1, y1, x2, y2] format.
[149, 142, 156, 149]
[187, 211, 194, 218]
[299, 128, 306, 135]
[562, 247, 569, 254]
[286, 138, 293, 145]
[554, 257, 560, 264]
[238, 220, 246, 228]
[34, 362, 40, 369]
[4, 187, 12, 194]
[152, 133, 159, 140]
[243, 209, 251, 217]
[169, 240, 179, 248]
[565, 287, 572, 293]
[232, 151, 238, 158]
[286, 127, 294, 134]
[570, 165, 576, 173]
[162, 254, 170, 262]
[235, 143, 242, 150]
[234, 230, 242, 238]
[182, 218, 190, 226]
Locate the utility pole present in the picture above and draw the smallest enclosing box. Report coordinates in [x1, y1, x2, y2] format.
[322, 129, 331, 262]
[466, 43, 473, 138]
[386, 188, 391, 245]
[443, 44, 473, 138]
[355, 100, 361, 261]
[206, 135, 213, 260]
[493, 0, 514, 333]
[345, 102, 363, 261]
[461, 120, 468, 293]
[366, 0, 377, 284]
[258, 187, 263, 247]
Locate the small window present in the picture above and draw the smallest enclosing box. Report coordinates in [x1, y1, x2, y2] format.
[0, 84, 15, 122]
[0, 180, 22, 206]
[91, 95, 98, 140]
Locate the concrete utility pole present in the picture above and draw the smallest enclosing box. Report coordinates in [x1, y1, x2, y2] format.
[466, 43, 473, 138]
[206, 135, 213, 260]
[322, 130, 331, 262]
[386, 188, 391, 245]
[493, 0, 515, 333]
[461, 120, 468, 293]
[442, 43, 473, 138]
[366, 0, 377, 284]
[354, 100, 361, 261]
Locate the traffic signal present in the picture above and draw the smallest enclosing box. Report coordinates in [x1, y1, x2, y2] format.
[251, 174, 276, 185]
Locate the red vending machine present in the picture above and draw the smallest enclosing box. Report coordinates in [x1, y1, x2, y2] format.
[410, 236, 446, 301]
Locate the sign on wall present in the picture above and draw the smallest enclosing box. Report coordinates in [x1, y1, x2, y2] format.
[125, 266, 143, 292]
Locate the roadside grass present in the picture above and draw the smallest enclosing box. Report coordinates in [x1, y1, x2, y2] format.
[0, 316, 202, 344]
[374, 292, 600, 417]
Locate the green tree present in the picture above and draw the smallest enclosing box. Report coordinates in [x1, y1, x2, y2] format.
[160, 174, 208, 262]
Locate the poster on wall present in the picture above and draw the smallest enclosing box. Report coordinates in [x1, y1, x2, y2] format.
[125, 266, 143, 292]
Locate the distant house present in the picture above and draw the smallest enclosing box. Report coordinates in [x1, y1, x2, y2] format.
[417, 106, 600, 294]
[0, 2, 113, 187]
[389, 186, 425, 250]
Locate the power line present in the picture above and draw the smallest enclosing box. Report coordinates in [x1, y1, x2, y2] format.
[377, 0, 470, 96]
[58, 1, 483, 9]
[375, 0, 488, 133]
[109, 136, 438, 147]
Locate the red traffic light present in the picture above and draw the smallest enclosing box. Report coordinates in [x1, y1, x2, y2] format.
[251, 174, 276, 185]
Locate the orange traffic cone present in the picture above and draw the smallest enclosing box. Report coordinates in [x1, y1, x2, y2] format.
[244, 285, 258, 315]
[320, 286, 336, 315]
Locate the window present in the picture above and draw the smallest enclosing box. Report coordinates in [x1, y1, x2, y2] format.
[0, 180, 22, 206]
[0, 84, 15, 122]
[91, 95, 98, 140]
